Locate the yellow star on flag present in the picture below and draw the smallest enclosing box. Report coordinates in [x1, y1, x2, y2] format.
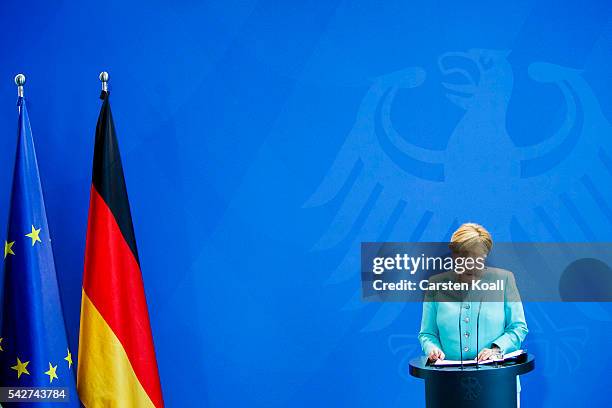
[4, 241, 15, 259]
[11, 357, 30, 379]
[44, 362, 58, 383]
[25, 226, 42, 246]
[0, 337, 3, 351]
[64, 348, 73, 369]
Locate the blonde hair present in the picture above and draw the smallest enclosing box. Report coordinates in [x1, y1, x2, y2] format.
[449, 223, 493, 255]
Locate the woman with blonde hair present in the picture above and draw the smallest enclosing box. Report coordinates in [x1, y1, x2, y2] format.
[418, 223, 528, 406]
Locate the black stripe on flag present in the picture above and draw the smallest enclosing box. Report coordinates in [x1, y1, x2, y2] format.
[91, 92, 140, 263]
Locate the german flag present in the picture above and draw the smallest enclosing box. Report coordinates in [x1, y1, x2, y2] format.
[77, 88, 164, 407]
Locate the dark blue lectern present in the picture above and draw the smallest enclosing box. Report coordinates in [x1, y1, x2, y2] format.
[409, 354, 535, 408]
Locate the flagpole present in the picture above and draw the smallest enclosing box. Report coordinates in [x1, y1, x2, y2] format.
[99, 71, 109, 92]
[15, 73, 25, 97]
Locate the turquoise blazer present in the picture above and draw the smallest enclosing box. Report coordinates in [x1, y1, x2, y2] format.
[418, 267, 528, 361]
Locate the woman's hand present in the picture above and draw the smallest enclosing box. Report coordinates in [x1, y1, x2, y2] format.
[427, 347, 445, 362]
[477, 346, 500, 362]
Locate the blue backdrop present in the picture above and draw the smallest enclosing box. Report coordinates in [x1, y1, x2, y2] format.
[1, 0, 611, 406]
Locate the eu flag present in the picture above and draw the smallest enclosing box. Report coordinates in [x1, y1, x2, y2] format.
[0, 94, 79, 406]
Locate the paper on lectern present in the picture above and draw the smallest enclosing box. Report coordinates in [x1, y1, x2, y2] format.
[432, 349, 524, 366]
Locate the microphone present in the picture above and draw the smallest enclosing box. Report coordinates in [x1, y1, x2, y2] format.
[458, 306, 464, 370]
[475, 300, 483, 369]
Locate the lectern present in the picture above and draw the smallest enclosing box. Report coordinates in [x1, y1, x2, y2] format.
[409, 354, 535, 408]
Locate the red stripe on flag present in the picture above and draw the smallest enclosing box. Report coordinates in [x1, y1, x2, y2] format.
[83, 186, 163, 408]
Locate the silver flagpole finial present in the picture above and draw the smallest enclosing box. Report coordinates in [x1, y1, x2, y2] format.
[14, 74, 26, 97]
[99, 71, 109, 92]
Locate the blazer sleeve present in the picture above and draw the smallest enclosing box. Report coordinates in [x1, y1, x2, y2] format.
[492, 272, 528, 353]
[418, 293, 443, 355]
